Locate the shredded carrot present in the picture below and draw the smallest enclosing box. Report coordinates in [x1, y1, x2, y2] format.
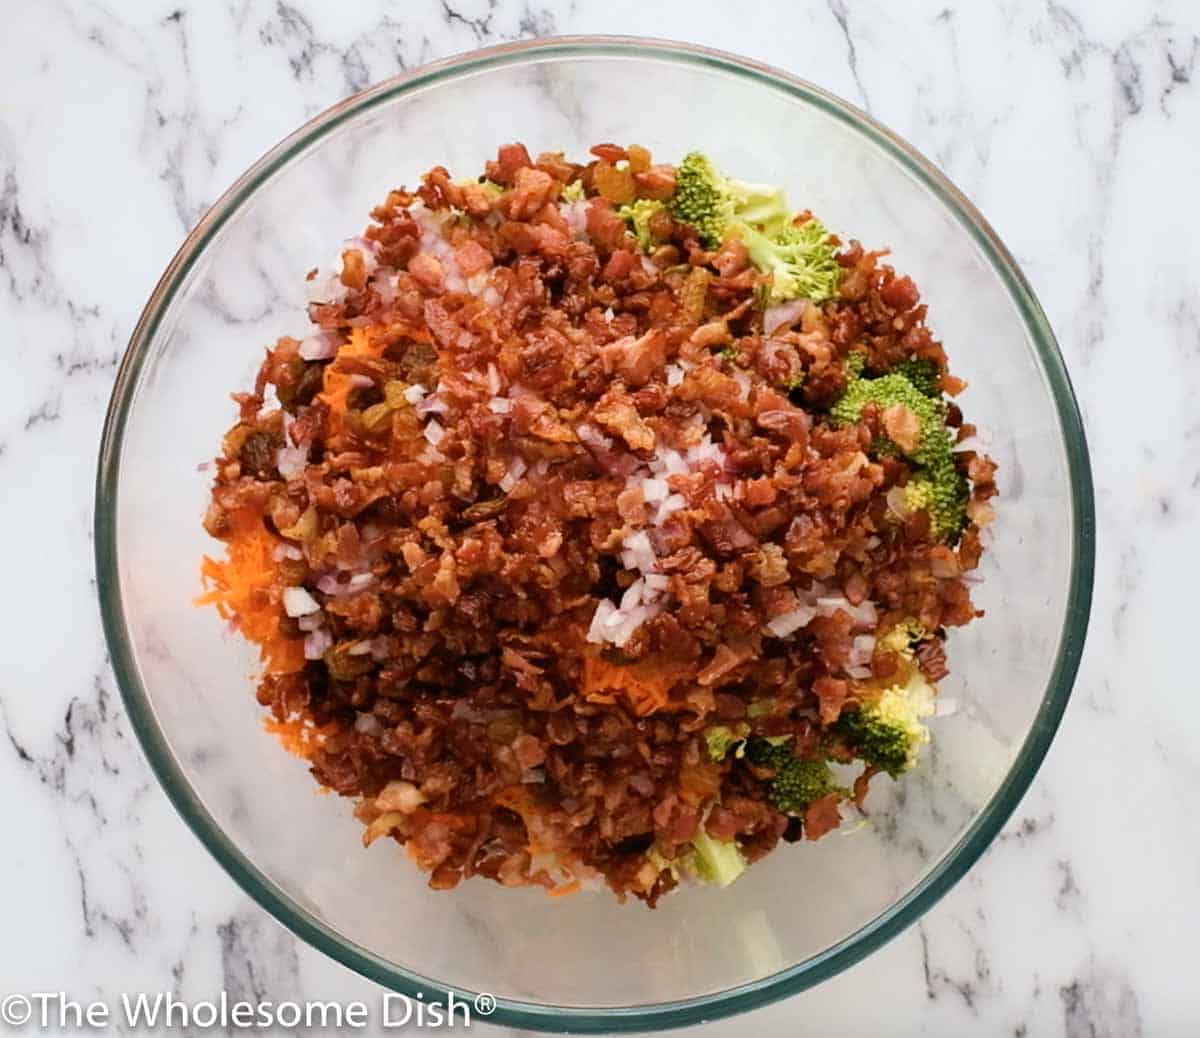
[581, 655, 689, 716]
[194, 509, 304, 675]
[319, 326, 386, 423]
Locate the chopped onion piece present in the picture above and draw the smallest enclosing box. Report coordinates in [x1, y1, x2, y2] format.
[298, 331, 339, 360]
[641, 478, 669, 503]
[283, 586, 321, 617]
[423, 420, 445, 446]
[762, 299, 806, 335]
[303, 627, 333, 660]
[766, 605, 818, 638]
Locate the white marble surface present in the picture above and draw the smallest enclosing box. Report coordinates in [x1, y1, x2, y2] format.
[1, 0, 1196, 1034]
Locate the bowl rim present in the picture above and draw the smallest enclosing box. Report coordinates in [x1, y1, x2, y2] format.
[95, 33, 1095, 1034]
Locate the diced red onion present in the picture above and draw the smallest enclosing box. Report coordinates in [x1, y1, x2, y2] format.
[315, 571, 372, 597]
[303, 628, 333, 660]
[656, 494, 687, 522]
[587, 599, 617, 643]
[766, 605, 818, 638]
[488, 397, 511, 414]
[297, 613, 324, 632]
[348, 373, 374, 389]
[354, 713, 383, 735]
[486, 363, 502, 395]
[621, 530, 656, 574]
[275, 446, 309, 480]
[620, 578, 645, 611]
[298, 331, 340, 360]
[641, 478, 669, 503]
[499, 456, 527, 493]
[403, 383, 428, 404]
[272, 543, 304, 561]
[560, 200, 589, 238]
[763, 299, 806, 335]
[416, 394, 449, 417]
[423, 420, 445, 446]
[849, 634, 876, 668]
[283, 586, 320, 617]
[347, 638, 375, 656]
[886, 485, 913, 519]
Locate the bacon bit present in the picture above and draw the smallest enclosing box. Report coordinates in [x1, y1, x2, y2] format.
[592, 387, 655, 451]
[881, 404, 921, 454]
[408, 252, 444, 291]
[803, 792, 843, 840]
[697, 639, 755, 687]
[813, 676, 850, 725]
[340, 248, 368, 290]
[852, 766, 880, 808]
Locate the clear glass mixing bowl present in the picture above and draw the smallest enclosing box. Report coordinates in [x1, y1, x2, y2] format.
[95, 37, 1094, 1032]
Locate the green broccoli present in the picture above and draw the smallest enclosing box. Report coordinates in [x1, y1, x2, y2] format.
[829, 371, 947, 465]
[833, 622, 938, 777]
[686, 823, 747, 887]
[561, 179, 586, 203]
[903, 456, 969, 541]
[618, 198, 668, 252]
[669, 151, 789, 248]
[704, 724, 749, 763]
[745, 737, 844, 815]
[894, 357, 942, 397]
[668, 152, 843, 306]
[739, 219, 842, 305]
[829, 362, 968, 541]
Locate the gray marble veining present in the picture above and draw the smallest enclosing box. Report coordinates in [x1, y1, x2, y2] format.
[1, 0, 1197, 1034]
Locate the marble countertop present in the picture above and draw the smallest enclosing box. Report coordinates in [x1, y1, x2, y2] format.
[3, 0, 1195, 1034]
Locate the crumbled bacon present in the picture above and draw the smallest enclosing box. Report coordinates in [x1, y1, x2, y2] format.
[200, 142, 994, 907]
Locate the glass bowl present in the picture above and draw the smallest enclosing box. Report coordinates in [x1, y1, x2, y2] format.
[95, 36, 1094, 1033]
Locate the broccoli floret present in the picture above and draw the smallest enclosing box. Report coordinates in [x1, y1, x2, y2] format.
[669, 151, 789, 248]
[561, 179, 586, 203]
[745, 737, 843, 815]
[829, 372, 947, 465]
[740, 219, 842, 305]
[834, 658, 937, 778]
[894, 357, 942, 397]
[686, 823, 747, 887]
[903, 457, 969, 541]
[830, 364, 968, 542]
[704, 724, 749, 763]
[877, 617, 928, 656]
[618, 198, 667, 252]
[669, 153, 842, 305]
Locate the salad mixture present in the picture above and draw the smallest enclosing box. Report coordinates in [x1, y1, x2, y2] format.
[199, 143, 997, 904]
